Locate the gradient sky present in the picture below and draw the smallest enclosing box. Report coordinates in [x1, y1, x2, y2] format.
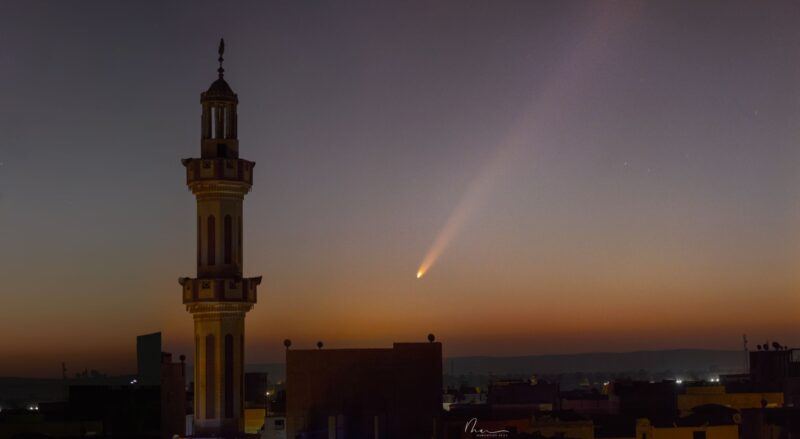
[2, 1, 800, 377]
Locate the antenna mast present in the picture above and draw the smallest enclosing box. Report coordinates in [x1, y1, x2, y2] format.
[742, 334, 749, 372]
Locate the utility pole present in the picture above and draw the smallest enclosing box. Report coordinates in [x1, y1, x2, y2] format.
[742, 334, 749, 372]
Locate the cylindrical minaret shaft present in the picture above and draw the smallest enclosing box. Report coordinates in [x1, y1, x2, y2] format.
[179, 39, 260, 437]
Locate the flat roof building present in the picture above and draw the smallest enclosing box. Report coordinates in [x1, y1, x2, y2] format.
[286, 341, 442, 439]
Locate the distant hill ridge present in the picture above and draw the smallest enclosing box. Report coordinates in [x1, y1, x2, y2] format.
[443, 349, 745, 375]
[243, 349, 745, 382]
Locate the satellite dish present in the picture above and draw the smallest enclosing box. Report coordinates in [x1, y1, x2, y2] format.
[317, 341, 324, 350]
[283, 339, 292, 349]
[428, 333, 436, 343]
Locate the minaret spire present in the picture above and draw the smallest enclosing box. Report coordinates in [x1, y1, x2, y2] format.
[217, 38, 225, 78]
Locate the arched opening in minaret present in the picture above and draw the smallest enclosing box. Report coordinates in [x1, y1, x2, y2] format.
[239, 334, 244, 416]
[207, 216, 216, 265]
[210, 106, 217, 139]
[224, 215, 233, 264]
[238, 216, 243, 267]
[197, 216, 201, 266]
[224, 333, 234, 418]
[205, 334, 216, 419]
[223, 106, 229, 139]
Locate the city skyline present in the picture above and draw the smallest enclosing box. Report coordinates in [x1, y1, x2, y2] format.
[2, 0, 800, 377]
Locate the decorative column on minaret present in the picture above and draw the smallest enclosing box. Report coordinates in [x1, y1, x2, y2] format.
[179, 39, 260, 437]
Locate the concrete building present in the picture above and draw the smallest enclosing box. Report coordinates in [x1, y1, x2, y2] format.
[286, 341, 442, 439]
[441, 407, 594, 439]
[243, 372, 269, 434]
[488, 379, 560, 411]
[179, 39, 261, 437]
[138, 332, 163, 386]
[635, 414, 738, 439]
[740, 407, 800, 439]
[561, 389, 619, 416]
[161, 352, 188, 439]
[0, 333, 185, 439]
[677, 384, 782, 415]
[260, 390, 287, 439]
[609, 381, 678, 419]
[749, 347, 793, 389]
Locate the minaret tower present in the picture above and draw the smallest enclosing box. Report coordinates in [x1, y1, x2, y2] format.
[179, 39, 260, 437]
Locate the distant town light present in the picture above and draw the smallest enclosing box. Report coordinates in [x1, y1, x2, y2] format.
[675, 379, 683, 384]
[130, 379, 138, 385]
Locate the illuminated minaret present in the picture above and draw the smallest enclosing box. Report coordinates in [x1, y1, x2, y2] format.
[179, 39, 260, 437]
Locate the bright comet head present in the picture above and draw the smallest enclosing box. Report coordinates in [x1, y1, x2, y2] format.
[416, 270, 423, 279]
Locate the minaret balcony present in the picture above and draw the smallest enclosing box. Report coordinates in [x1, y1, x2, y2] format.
[182, 158, 255, 186]
[179, 276, 260, 304]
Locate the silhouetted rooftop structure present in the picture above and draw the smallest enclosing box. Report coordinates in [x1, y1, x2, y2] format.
[286, 341, 442, 439]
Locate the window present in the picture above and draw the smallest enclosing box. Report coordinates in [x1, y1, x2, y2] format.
[224, 215, 232, 264]
[205, 334, 215, 419]
[274, 419, 285, 430]
[225, 334, 234, 418]
[207, 216, 215, 265]
[217, 143, 227, 157]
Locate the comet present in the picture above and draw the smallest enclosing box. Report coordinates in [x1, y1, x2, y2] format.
[414, 4, 636, 280]
[415, 148, 504, 280]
